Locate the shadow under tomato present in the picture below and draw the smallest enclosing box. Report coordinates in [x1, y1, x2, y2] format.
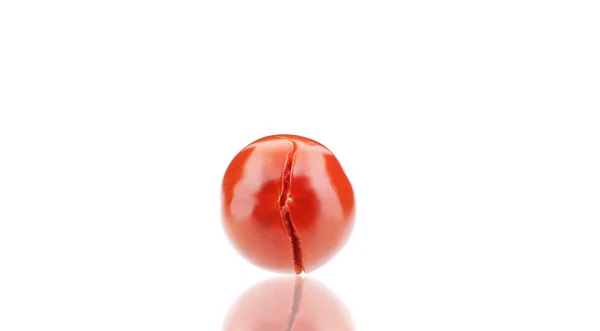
[222, 276, 355, 331]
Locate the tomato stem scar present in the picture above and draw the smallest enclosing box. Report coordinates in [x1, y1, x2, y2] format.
[279, 139, 305, 275]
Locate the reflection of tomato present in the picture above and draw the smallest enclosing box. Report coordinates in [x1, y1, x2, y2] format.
[223, 276, 354, 331]
[221, 134, 355, 274]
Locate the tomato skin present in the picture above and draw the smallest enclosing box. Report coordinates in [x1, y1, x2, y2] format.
[221, 134, 355, 274]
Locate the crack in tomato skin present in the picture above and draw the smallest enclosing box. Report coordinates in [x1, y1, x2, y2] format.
[278, 139, 305, 275]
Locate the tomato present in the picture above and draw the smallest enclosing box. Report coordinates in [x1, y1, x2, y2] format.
[221, 134, 355, 274]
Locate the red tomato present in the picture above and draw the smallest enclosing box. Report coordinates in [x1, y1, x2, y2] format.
[221, 134, 355, 274]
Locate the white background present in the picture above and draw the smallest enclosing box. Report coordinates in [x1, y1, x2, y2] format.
[1, 0, 599, 330]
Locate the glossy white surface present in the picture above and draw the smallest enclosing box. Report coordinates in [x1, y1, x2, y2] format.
[1, 0, 599, 330]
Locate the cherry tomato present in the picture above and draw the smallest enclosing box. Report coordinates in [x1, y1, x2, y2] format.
[221, 134, 355, 274]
